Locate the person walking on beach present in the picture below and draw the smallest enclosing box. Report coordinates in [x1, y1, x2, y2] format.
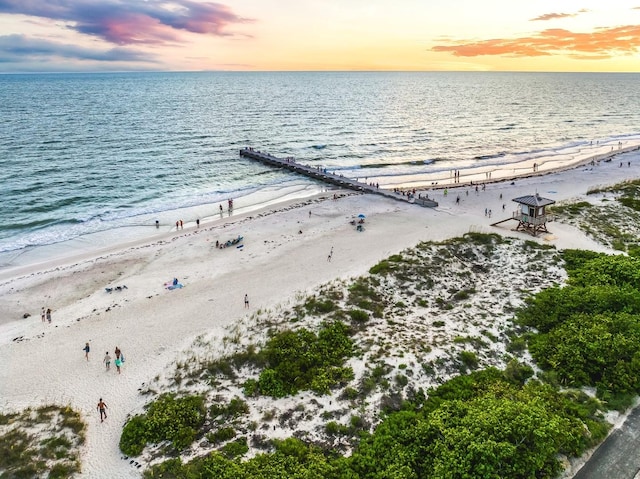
[41, 307, 46, 323]
[83, 342, 90, 361]
[97, 398, 108, 423]
[104, 352, 111, 371]
[244, 294, 249, 309]
[46, 308, 52, 324]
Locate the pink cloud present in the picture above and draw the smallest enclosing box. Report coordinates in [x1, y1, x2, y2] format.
[93, 14, 183, 45]
[0, 0, 253, 45]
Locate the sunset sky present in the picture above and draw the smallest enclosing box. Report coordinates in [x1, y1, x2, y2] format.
[1, 0, 639, 72]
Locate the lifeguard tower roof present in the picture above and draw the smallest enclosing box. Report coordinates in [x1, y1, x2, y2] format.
[512, 194, 555, 208]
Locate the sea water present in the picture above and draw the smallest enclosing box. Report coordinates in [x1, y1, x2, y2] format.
[1, 71, 640, 272]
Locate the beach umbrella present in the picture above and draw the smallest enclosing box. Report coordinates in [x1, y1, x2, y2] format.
[358, 214, 366, 218]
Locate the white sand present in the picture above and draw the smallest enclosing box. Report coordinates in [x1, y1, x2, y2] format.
[1, 149, 640, 478]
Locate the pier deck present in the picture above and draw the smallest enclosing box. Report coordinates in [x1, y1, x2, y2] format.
[239, 148, 438, 208]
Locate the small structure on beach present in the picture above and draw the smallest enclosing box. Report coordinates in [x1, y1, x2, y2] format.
[511, 193, 555, 236]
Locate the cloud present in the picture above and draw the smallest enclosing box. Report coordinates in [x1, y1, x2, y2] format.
[530, 12, 577, 22]
[431, 25, 640, 59]
[0, 0, 252, 45]
[0, 34, 152, 63]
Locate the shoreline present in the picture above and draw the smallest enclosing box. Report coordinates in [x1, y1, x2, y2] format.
[5, 138, 640, 281]
[3, 139, 640, 286]
[2, 138, 639, 282]
[409, 141, 640, 192]
[1, 153, 640, 477]
[0, 184, 332, 283]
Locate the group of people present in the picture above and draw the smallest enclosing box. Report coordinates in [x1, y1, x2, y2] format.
[103, 346, 125, 374]
[91, 346, 125, 422]
[40, 307, 52, 324]
[216, 236, 243, 249]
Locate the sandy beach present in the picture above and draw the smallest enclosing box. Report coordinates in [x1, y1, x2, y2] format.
[2, 146, 640, 478]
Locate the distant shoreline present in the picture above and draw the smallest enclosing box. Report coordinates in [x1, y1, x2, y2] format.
[408, 141, 640, 192]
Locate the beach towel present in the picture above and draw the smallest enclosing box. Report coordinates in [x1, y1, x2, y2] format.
[164, 281, 184, 290]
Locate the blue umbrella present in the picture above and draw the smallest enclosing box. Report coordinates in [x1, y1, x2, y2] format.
[358, 214, 366, 218]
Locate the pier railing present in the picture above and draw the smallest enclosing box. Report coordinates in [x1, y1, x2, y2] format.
[239, 148, 438, 208]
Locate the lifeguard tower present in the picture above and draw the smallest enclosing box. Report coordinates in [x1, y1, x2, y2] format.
[511, 193, 555, 236]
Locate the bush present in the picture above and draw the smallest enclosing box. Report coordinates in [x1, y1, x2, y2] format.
[119, 416, 148, 456]
[256, 321, 354, 397]
[395, 374, 409, 387]
[207, 427, 236, 444]
[304, 297, 336, 314]
[503, 359, 534, 386]
[458, 351, 479, 370]
[347, 309, 369, 323]
[221, 437, 248, 458]
[119, 394, 205, 456]
[242, 378, 259, 397]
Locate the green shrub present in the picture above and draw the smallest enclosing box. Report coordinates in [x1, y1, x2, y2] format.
[341, 387, 359, 400]
[256, 321, 354, 397]
[258, 369, 288, 398]
[120, 394, 205, 456]
[119, 415, 148, 456]
[304, 297, 336, 314]
[503, 359, 534, 385]
[242, 378, 259, 397]
[348, 309, 369, 323]
[221, 437, 248, 458]
[48, 461, 81, 479]
[369, 256, 403, 275]
[207, 427, 236, 444]
[506, 336, 527, 353]
[395, 374, 409, 387]
[458, 351, 479, 370]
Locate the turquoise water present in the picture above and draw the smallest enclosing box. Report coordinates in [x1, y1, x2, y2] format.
[1, 71, 640, 270]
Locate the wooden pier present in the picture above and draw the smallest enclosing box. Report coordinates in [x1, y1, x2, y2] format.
[239, 148, 438, 208]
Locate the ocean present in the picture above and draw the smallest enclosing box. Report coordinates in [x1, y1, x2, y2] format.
[1, 71, 640, 272]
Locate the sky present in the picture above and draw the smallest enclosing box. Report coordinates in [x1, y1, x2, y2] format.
[0, 0, 639, 72]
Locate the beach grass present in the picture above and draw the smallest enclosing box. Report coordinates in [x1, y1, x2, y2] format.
[128, 229, 640, 476]
[0, 405, 85, 478]
[553, 179, 640, 252]
[123, 233, 573, 468]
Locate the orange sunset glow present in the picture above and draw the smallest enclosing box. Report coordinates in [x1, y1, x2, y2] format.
[0, 0, 639, 72]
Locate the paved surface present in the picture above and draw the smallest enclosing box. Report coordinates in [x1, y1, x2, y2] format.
[573, 405, 640, 479]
